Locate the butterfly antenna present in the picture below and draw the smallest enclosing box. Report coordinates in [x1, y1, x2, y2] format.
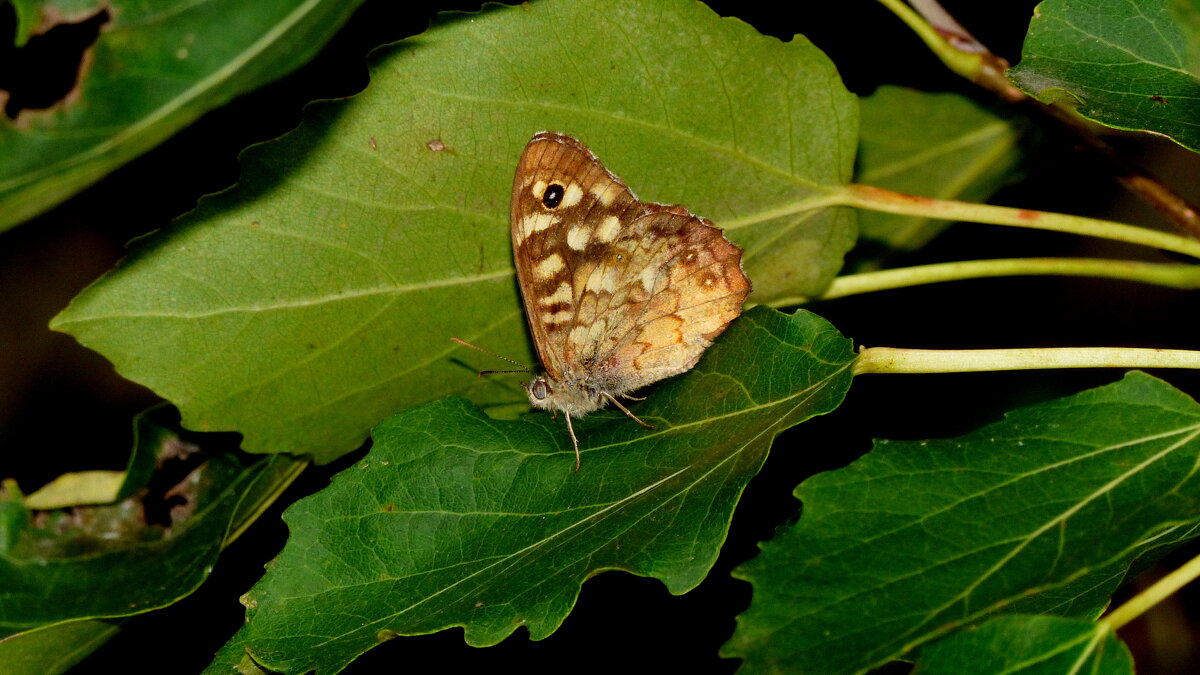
[450, 337, 531, 376]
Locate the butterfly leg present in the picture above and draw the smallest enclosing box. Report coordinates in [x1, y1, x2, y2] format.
[619, 393, 647, 401]
[602, 393, 656, 430]
[564, 413, 581, 472]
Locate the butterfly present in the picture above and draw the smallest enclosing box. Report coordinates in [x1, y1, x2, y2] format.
[501, 132, 751, 470]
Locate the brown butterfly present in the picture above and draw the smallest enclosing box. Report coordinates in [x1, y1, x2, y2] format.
[507, 132, 751, 470]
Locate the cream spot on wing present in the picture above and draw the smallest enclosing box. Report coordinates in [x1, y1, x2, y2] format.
[561, 183, 584, 208]
[542, 309, 573, 324]
[568, 325, 589, 348]
[522, 212, 557, 237]
[531, 180, 547, 200]
[636, 315, 687, 355]
[595, 215, 621, 243]
[590, 182, 618, 206]
[534, 253, 565, 280]
[567, 225, 591, 251]
[639, 265, 662, 293]
[539, 282, 572, 306]
[576, 292, 598, 324]
[586, 266, 620, 293]
[586, 318, 609, 342]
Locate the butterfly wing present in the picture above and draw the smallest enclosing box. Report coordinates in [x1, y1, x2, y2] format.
[510, 132, 750, 392]
[566, 204, 750, 395]
[510, 132, 640, 380]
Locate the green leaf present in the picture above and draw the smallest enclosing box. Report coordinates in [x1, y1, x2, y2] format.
[855, 87, 1024, 255]
[52, 0, 859, 464]
[0, 621, 121, 675]
[914, 615, 1134, 675]
[1008, 0, 1200, 153]
[0, 407, 305, 670]
[726, 371, 1200, 674]
[0, 0, 366, 231]
[204, 307, 856, 675]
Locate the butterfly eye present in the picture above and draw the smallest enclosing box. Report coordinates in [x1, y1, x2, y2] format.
[530, 379, 550, 400]
[542, 184, 565, 209]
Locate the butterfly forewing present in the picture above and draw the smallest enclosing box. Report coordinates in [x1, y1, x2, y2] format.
[510, 133, 640, 380]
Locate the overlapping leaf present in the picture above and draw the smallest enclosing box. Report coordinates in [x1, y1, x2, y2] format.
[204, 308, 856, 675]
[727, 372, 1200, 674]
[52, 0, 859, 464]
[1008, 0, 1200, 153]
[0, 0, 365, 230]
[855, 87, 1024, 256]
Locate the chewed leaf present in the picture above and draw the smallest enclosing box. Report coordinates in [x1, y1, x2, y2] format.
[205, 307, 856, 675]
[52, 0, 859, 464]
[0, 0, 365, 230]
[0, 406, 305, 672]
[726, 371, 1200, 674]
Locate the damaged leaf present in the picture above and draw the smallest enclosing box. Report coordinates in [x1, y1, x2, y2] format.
[0, 0, 366, 230]
[0, 406, 305, 674]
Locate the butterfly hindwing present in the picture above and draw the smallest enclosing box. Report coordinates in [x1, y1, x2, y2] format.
[510, 132, 640, 380]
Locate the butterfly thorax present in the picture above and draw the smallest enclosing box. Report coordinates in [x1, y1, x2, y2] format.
[525, 374, 608, 418]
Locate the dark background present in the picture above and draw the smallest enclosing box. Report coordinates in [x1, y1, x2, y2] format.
[3, 1, 1198, 673]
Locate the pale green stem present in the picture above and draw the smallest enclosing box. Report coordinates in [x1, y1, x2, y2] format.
[875, 0, 980, 79]
[853, 347, 1200, 376]
[819, 258, 1200, 300]
[839, 185, 1200, 260]
[1102, 550, 1200, 631]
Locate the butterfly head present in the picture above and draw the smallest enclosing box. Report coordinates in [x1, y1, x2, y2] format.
[524, 374, 603, 418]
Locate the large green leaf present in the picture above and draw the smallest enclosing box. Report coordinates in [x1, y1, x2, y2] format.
[52, 0, 859, 464]
[726, 371, 1200, 674]
[855, 87, 1024, 256]
[914, 615, 1134, 675]
[1008, 0, 1200, 153]
[0, 407, 305, 674]
[0, 0, 366, 231]
[204, 307, 856, 675]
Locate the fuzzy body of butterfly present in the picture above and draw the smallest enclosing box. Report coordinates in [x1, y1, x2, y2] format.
[456, 132, 751, 470]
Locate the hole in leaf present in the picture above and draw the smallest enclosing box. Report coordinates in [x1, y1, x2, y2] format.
[0, 4, 111, 119]
[141, 438, 206, 528]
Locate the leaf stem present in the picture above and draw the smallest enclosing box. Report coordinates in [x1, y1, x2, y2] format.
[853, 347, 1200, 376]
[1102, 550, 1200, 631]
[840, 184, 1200, 260]
[818, 258, 1200, 300]
[874, 0, 983, 83]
